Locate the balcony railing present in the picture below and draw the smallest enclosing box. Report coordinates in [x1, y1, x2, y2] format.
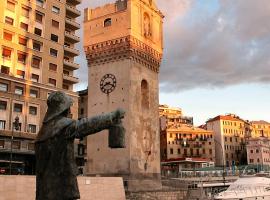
[63, 74, 79, 84]
[63, 59, 79, 70]
[64, 45, 80, 57]
[65, 31, 80, 44]
[66, 0, 81, 5]
[0, 146, 35, 155]
[66, 4, 81, 18]
[65, 18, 80, 30]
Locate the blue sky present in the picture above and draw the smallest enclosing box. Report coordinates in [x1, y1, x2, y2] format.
[160, 83, 270, 125]
[75, 0, 270, 125]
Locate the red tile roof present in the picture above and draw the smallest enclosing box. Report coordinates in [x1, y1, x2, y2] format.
[251, 120, 270, 125]
[206, 115, 244, 123]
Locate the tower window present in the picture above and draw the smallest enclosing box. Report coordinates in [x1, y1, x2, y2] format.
[104, 18, 112, 27]
[141, 79, 149, 109]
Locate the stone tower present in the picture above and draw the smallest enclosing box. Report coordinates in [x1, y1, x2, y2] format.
[83, 0, 163, 191]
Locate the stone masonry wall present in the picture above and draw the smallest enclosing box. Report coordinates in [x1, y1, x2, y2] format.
[126, 190, 188, 200]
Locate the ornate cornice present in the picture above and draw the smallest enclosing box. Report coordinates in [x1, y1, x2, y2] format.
[84, 36, 162, 73]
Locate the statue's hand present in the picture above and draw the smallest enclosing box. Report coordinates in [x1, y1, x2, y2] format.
[112, 108, 125, 124]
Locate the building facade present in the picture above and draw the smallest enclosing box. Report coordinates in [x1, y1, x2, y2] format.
[160, 106, 215, 173]
[0, 0, 81, 174]
[251, 121, 270, 138]
[246, 137, 270, 171]
[206, 114, 251, 167]
[84, 0, 163, 191]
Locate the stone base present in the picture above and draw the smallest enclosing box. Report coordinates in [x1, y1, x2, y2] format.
[0, 176, 125, 200]
[87, 173, 162, 192]
[126, 190, 188, 200]
[126, 179, 162, 192]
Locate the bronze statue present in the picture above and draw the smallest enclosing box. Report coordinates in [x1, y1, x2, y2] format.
[35, 91, 125, 200]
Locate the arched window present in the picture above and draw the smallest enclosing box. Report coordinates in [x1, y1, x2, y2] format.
[141, 79, 149, 109]
[104, 18, 112, 27]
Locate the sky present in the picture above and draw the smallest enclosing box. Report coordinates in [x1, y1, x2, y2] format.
[74, 0, 270, 125]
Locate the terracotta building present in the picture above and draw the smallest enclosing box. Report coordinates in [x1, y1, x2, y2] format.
[246, 137, 270, 171]
[84, 0, 164, 191]
[0, 0, 81, 174]
[160, 105, 215, 172]
[206, 114, 252, 167]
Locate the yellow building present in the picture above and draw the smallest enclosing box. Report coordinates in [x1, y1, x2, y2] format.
[159, 105, 215, 173]
[0, 0, 81, 174]
[251, 120, 270, 138]
[206, 114, 251, 167]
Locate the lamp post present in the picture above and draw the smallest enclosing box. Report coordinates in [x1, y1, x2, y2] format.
[214, 139, 226, 186]
[9, 116, 20, 175]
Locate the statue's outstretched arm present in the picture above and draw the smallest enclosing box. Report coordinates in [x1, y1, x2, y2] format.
[66, 109, 125, 139]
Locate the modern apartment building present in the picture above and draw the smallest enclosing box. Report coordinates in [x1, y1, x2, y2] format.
[0, 0, 81, 174]
[206, 114, 252, 167]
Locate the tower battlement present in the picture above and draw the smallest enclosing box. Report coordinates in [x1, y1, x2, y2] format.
[84, 0, 127, 22]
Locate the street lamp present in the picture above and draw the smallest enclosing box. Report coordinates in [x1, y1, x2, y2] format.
[214, 139, 226, 186]
[9, 116, 20, 175]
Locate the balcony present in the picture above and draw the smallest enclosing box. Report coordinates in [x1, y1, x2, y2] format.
[64, 59, 80, 70]
[65, 31, 80, 44]
[64, 45, 80, 57]
[66, 4, 81, 18]
[66, 0, 81, 5]
[63, 74, 79, 84]
[65, 18, 80, 30]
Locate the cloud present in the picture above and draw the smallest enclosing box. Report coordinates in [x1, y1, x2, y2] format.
[74, 0, 270, 92]
[160, 0, 270, 92]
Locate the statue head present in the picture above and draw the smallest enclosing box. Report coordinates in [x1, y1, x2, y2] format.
[43, 91, 73, 123]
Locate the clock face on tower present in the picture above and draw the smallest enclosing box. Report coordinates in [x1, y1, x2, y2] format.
[100, 74, 117, 94]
